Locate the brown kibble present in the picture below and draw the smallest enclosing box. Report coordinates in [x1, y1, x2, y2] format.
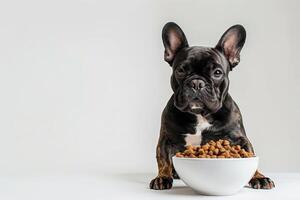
[199, 149, 205, 155]
[230, 148, 238, 154]
[186, 145, 193, 150]
[220, 148, 226, 153]
[175, 152, 184, 157]
[233, 154, 241, 158]
[183, 149, 191, 155]
[209, 145, 215, 151]
[213, 148, 219, 155]
[216, 141, 222, 149]
[239, 149, 246, 154]
[175, 139, 254, 159]
[202, 144, 209, 151]
[224, 151, 230, 157]
[223, 140, 230, 146]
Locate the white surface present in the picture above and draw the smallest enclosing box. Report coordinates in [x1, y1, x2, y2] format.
[0, 0, 299, 175]
[1, 172, 299, 200]
[173, 156, 258, 195]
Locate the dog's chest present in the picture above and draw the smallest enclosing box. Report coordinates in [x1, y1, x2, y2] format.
[184, 115, 212, 146]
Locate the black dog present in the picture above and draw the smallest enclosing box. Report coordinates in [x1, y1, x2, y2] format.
[150, 22, 275, 190]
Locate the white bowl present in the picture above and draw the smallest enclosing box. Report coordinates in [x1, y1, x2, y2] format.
[172, 156, 258, 196]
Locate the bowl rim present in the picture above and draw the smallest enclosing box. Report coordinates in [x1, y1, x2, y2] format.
[172, 155, 259, 161]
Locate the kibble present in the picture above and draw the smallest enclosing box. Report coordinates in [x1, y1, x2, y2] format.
[175, 139, 254, 158]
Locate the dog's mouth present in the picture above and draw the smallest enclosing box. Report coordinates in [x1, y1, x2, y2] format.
[174, 86, 222, 115]
[189, 101, 204, 113]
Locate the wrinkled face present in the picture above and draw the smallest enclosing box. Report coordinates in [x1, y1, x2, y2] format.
[171, 47, 229, 115]
[162, 22, 246, 115]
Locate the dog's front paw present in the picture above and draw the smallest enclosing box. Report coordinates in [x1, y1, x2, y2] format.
[249, 177, 275, 189]
[149, 176, 173, 190]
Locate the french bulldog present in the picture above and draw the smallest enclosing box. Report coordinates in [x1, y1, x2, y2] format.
[149, 22, 275, 190]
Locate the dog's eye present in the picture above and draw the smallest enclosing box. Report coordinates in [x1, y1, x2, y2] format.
[176, 67, 186, 77]
[213, 69, 223, 77]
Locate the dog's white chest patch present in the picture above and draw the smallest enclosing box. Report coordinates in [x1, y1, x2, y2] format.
[184, 115, 212, 146]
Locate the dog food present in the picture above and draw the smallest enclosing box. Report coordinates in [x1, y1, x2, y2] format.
[175, 139, 254, 158]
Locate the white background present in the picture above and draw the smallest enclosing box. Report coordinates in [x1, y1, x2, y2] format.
[0, 0, 299, 177]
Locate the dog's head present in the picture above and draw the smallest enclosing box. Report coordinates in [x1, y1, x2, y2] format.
[162, 22, 246, 115]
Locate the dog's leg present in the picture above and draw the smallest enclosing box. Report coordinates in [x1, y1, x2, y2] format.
[236, 137, 275, 189]
[150, 135, 173, 190]
[249, 170, 275, 189]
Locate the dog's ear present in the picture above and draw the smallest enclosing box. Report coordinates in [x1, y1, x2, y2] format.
[162, 22, 189, 66]
[215, 25, 246, 70]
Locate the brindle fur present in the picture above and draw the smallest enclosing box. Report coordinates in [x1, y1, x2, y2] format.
[150, 22, 275, 190]
[249, 170, 275, 189]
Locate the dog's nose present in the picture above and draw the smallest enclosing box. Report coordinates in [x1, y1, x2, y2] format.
[191, 79, 205, 90]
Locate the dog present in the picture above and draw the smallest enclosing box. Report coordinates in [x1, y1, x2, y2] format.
[149, 22, 275, 190]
